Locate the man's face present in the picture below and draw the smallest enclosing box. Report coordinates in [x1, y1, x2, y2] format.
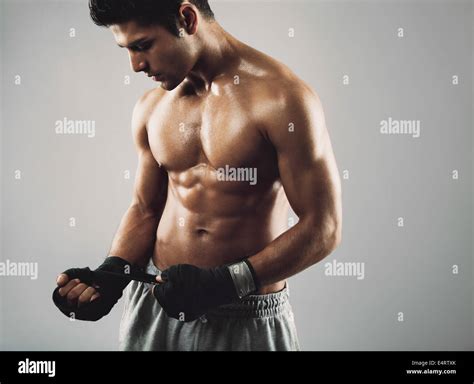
[111, 20, 198, 91]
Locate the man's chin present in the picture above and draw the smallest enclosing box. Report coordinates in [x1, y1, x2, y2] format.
[159, 77, 183, 92]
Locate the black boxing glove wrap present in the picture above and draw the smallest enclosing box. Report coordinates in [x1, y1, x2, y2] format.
[52, 257, 133, 321]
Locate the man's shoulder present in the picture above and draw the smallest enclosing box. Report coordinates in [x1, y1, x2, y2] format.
[244, 60, 320, 122]
[238, 49, 318, 109]
[132, 87, 166, 124]
[136, 87, 166, 110]
[240, 52, 324, 138]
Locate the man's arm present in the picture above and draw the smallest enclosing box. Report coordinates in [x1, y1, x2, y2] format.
[108, 91, 168, 267]
[248, 87, 342, 286]
[53, 91, 167, 318]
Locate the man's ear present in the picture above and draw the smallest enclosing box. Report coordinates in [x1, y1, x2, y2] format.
[177, 3, 199, 35]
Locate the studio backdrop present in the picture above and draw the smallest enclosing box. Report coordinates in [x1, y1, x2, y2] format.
[0, 0, 472, 350]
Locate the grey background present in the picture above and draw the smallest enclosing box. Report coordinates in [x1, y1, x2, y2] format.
[0, 0, 472, 350]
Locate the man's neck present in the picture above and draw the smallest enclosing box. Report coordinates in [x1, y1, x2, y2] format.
[186, 22, 241, 95]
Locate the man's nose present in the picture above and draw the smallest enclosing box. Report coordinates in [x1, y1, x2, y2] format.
[129, 52, 147, 73]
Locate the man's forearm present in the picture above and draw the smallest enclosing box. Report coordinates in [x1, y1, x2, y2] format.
[108, 204, 160, 267]
[248, 217, 341, 286]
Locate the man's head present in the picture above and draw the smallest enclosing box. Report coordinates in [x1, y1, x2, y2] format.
[89, 0, 216, 90]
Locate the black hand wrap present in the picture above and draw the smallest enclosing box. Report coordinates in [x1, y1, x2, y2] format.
[153, 262, 258, 322]
[52, 257, 132, 321]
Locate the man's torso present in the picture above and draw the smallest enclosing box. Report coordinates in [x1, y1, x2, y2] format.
[146, 45, 302, 294]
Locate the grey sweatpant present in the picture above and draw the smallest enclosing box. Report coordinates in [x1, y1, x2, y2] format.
[119, 259, 300, 351]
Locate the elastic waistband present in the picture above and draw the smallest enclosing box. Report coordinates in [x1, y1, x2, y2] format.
[146, 258, 292, 319]
[207, 287, 291, 319]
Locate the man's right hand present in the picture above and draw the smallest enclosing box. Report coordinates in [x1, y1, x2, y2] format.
[56, 274, 101, 308]
[52, 257, 132, 322]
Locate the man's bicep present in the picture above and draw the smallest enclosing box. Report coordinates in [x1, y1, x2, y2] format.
[269, 90, 341, 230]
[132, 149, 168, 215]
[278, 147, 341, 235]
[130, 96, 168, 215]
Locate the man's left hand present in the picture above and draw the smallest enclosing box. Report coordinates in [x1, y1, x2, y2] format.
[152, 264, 239, 322]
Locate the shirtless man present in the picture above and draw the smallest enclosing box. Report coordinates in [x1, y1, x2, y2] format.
[52, 0, 342, 351]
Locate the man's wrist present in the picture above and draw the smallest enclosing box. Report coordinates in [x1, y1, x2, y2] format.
[95, 256, 134, 291]
[226, 259, 260, 299]
[100, 256, 132, 271]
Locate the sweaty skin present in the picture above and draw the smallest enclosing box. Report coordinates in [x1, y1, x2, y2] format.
[144, 64, 291, 294]
[57, 3, 342, 304]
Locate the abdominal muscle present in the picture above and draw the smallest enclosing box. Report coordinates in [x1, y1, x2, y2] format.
[152, 179, 289, 294]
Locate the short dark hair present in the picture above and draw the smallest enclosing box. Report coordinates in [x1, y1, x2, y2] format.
[89, 0, 215, 36]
